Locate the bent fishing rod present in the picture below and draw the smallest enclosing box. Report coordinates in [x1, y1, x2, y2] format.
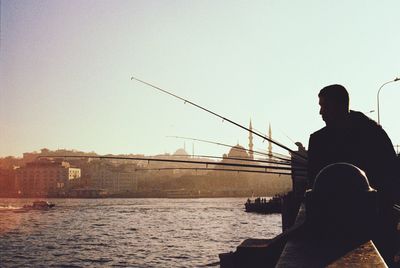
[135, 167, 293, 176]
[180, 136, 306, 167]
[169, 153, 293, 166]
[131, 76, 307, 161]
[38, 155, 306, 172]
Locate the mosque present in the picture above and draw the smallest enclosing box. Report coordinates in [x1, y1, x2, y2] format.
[222, 120, 273, 162]
[172, 120, 273, 163]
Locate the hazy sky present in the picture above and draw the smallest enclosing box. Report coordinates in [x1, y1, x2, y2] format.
[1, 0, 399, 158]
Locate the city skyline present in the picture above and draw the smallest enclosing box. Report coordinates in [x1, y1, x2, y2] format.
[1, 1, 399, 158]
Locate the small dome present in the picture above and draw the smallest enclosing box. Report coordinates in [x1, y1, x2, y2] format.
[173, 148, 189, 156]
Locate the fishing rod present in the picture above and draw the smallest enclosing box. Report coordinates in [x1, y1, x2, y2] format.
[167, 135, 292, 162]
[252, 126, 277, 145]
[131, 76, 308, 160]
[169, 135, 305, 167]
[170, 154, 293, 166]
[38, 155, 306, 172]
[135, 167, 292, 176]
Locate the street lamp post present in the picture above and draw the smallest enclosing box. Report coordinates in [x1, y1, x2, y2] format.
[377, 77, 400, 125]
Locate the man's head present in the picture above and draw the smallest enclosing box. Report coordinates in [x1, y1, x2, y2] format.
[318, 84, 350, 126]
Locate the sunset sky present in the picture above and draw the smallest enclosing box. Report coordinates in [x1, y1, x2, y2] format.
[1, 0, 399, 158]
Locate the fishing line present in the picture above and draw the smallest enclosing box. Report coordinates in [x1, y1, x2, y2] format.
[131, 76, 307, 161]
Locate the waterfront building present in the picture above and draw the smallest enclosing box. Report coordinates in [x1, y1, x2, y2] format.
[85, 161, 115, 191]
[15, 159, 81, 196]
[114, 172, 138, 193]
[0, 168, 16, 196]
[85, 161, 139, 194]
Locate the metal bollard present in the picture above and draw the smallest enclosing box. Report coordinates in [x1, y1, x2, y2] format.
[305, 162, 378, 241]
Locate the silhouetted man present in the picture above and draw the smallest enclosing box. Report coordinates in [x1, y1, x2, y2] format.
[307, 84, 399, 265]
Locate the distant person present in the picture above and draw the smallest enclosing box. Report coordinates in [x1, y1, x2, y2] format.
[307, 84, 399, 264]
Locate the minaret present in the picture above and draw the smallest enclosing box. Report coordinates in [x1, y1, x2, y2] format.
[268, 123, 272, 162]
[248, 119, 254, 159]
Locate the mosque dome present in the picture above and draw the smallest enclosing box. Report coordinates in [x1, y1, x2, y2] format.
[173, 148, 189, 156]
[227, 144, 250, 159]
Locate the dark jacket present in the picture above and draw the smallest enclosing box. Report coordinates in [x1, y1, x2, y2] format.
[308, 110, 399, 203]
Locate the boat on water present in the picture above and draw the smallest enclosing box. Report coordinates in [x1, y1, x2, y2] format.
[244, 195, 282, 214]
[0, 201, 55, 213]
[23, 200, 55, 210]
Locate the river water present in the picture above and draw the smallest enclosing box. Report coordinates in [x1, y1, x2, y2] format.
[0, 198, 281, 267]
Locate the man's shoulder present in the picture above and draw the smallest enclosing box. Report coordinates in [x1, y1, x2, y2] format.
[310, 127, 328, 139]
[349, 110, 379, 129]
[309, 127, 330, 147]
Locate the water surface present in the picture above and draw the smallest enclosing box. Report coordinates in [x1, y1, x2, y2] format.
[0, 198, 281, 267]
